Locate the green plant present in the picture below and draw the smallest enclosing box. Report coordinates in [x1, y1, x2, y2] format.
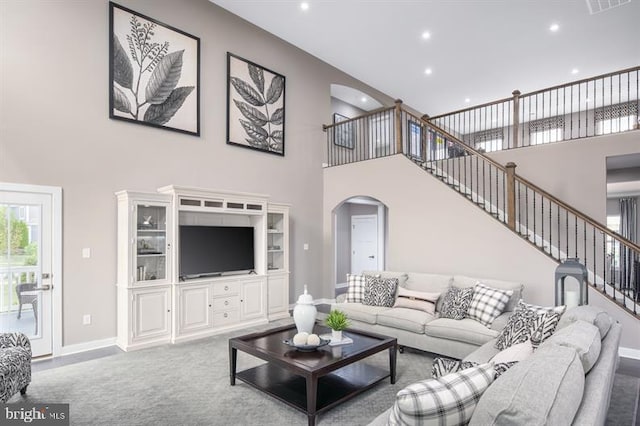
[325, 309, 349, 331]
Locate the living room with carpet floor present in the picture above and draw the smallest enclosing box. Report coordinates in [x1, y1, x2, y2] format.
[13, 317, 640, 425]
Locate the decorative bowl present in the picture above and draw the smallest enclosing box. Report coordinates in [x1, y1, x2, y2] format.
[282, 338, 330, 352]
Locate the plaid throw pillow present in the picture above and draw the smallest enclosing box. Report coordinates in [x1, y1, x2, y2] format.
[363, 276, 398, 307]
[440, 287, 474, 320]
[467, 283, 513, 327]
[345, 274, 365, 303]
[389, 363, 495, 426]
[495, 300, 566, 350]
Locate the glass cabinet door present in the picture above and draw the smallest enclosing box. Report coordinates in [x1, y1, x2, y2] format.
[135, 204, 168, 283]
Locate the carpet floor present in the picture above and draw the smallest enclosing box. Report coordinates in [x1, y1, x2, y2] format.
[10, 320, 640, 425]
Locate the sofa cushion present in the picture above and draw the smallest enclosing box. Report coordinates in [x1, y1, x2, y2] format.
[393, 287, 440, 315]
[389, 363, 495, 426]
[542, 320, 601, 373]
[556, 305, 612, 339]
[425, 318, 500, 346]
[469, 344, 584, 426]
[377, 307, 435, 334]
[345, 273, 365, 303]
[440, 287, 474, 320]
[462, 339, 501, 364]
[495, 300, 565, 350]
[452, 275, 523, 312]
[363, 276, 398, 307]
[467, 283, 513, 327]
[362, 270, 408, 289]
[490, 341, 534, 364]
[489, 311, 512, 331]
[403, 273, 452, 312]
[333, 303, 389, 325]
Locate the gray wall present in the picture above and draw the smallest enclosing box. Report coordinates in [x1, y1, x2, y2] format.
[331, 97, 367, 121]
[0, 0, 395, 347]
[323, 154, 640, 350]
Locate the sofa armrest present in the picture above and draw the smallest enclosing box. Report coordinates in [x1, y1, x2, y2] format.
[0, 333, 31, 351]
[489, 311, 513, 332]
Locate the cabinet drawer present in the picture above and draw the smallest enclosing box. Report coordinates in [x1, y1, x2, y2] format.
[212, 282, 240, 296]
[212, 296, 240, 311]
[212, 309, 239, 326]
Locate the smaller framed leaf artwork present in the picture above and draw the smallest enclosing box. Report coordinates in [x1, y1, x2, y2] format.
[109, 2, 200, 136]
[333, 113, 355, 149]
[227, 53, 285, 156]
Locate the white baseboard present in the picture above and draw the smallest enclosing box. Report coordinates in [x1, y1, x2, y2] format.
[619, 346, 640, 360]
[57, 337, 117, 357]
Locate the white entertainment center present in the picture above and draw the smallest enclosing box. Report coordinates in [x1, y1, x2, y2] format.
[116, 186, 290, 351]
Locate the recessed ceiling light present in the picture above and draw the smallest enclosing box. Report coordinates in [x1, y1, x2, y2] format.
[424, 68, 433, 75]
[421, 31, 431, 40]
[300, 2, 309, 11]
[549, 23, 559, 32]
[361, 97, 367, 103]
[571, 68, 579, 74]
[464, 98, 471, 103]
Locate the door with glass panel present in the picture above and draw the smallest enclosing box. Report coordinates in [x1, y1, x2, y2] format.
[0, 191, 53, 357]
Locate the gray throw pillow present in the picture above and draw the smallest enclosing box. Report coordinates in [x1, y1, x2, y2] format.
[440, 287, 474, 320]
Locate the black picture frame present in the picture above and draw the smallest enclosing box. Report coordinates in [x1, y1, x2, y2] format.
[333, 113, 355, 149]
[109, 2, 200, 136]
[227, 53, 286, 156]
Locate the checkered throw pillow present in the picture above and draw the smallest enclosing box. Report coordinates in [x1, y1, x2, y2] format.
[389, 363, 495, 426]
[467, 283, 513, 327]
[346, 274, 365, 303]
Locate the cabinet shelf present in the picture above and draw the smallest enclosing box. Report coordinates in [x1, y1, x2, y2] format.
[137, 253, 166, 258]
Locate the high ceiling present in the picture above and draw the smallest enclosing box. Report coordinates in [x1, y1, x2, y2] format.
[211, 0, 639, 116]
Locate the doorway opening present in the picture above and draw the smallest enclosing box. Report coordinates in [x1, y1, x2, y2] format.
[333, 196, 387, 289]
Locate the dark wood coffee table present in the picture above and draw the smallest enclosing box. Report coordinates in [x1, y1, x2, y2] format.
[229, 324, 397, 426]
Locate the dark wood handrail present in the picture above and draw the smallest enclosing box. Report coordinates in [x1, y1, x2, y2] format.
[409, 107, 640, 253]
[428, 65, 640, 120]
[514, 173, 640, 252]
[406, 109, 509, 173]
[428, 96, 514, 121]
[520, 65, 640, 98]
[322, 106, 395, 131]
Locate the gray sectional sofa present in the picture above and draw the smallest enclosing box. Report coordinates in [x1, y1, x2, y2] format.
[333, 271, 523, 359]
[335, 271, 622, 425]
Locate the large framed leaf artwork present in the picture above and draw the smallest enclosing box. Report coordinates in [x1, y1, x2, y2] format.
[109, 2, 200, 136]
[227, 53, 285, 156]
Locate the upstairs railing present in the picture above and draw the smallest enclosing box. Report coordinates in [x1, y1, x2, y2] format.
[324, 103, 640, 317]
[428, 66, 640, 152]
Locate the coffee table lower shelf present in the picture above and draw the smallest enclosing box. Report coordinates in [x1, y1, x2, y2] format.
[236, 362, 390, 416]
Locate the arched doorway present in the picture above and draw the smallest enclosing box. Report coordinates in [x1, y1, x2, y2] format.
[332, 196, 387, 289]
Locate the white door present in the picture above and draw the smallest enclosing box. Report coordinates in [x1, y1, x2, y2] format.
[351, 215, 378, 275]
[0, 186, 58, 357]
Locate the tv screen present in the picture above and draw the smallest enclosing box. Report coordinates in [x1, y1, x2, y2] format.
[179, 225, 254, 279]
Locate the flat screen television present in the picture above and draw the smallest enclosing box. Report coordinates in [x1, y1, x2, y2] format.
[179, 225, 254, 279]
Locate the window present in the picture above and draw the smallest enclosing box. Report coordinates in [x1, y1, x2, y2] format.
[530, 128, 563, 145]
[472, 129, 503, 153]
[597, 115, 637, 135]
[529, 117, 564, 145]
[407, 121, 422, 159]
[476, 139, 503, 152]
[596, 102, 638, 135]
[606, 215, 621, 269]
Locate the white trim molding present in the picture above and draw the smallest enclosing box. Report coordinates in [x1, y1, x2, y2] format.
[58, 337, 117, 357]
[619, 346, 640, 360]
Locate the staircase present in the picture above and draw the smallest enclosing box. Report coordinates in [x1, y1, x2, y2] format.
[324, 100, 640, 320]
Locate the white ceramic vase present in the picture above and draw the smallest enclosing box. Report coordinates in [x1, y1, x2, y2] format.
[331, 329, 343, 343]
[293, 285, 317, 334]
